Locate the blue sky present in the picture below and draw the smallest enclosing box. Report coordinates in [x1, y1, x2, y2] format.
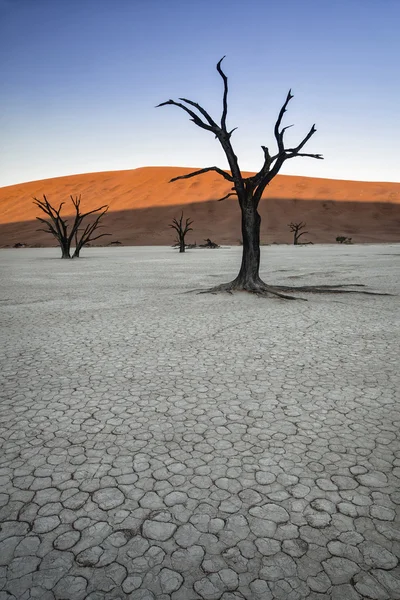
[0, 0, 399, 187]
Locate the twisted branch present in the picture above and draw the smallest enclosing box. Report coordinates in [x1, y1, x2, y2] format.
[169, 166, 233, 183]
[216, 56, 228, 130]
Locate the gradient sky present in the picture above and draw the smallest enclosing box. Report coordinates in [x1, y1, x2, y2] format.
[0, 0, 399, 187]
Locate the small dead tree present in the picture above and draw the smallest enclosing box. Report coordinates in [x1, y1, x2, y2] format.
[288, 221, 308, 245]
[169, 212, 193, 252]
[33, 195, 110, 258]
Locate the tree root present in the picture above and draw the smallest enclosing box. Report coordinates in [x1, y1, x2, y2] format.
[197, 282, 300, 300]
[189, 281, 392, 300]
[276, 284, 392, 296]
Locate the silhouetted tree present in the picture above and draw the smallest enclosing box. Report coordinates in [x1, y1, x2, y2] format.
[289, 221, 309, 245]
[157, 58, 383, 299]
[34, 195, 110, 258]
[170, 212, 193, 252]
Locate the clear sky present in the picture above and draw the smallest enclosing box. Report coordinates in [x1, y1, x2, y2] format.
[0, 0, 399, 187]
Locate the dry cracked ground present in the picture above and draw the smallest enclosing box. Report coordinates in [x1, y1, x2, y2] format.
[0, 244, 399, 600]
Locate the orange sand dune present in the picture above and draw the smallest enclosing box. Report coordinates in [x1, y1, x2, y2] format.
[0, 167, 399, 246]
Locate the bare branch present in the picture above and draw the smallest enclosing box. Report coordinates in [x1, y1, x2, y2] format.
[169, 166, 233, 183]
[35, 215, 54, 226]
[274, 90, 294, 153]
[33, 197, 65, 222]
[251, 146, 273, 187]
[285, 124, 318, 155]
[286, 152, 323, 160]
[157, 58, 244, 197]
[289, 221, 306, 231]
[37, 227, 57, 235]
[84, 232, 112, 242]
[156, 99, 214, 131]
[33, 195, 67, 242]
[35, 216, 59, 237]
[261, 146, 272, 161]
[33, 195, 62, 211]
[79, 205, 109, 219]
[217, 192, 237, 202]
[68, 195, 84, 243]
[281, 124, 294, 134]
[216, 56, 228, 131]
[70, 195, 81, 210]
[179, 98, 218, 129]
[270, 93, 322, 167]
[78, 208, 109, 244]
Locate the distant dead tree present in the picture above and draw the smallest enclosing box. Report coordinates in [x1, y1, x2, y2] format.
[169, 212, 193, 252]
[33, 195, 110, 258]
[288, 221, 310, 245]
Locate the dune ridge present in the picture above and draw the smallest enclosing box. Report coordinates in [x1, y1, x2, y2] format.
[0, 167, 399, 246]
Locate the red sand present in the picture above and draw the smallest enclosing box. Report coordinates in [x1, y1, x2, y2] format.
[0, 167, 399, 246]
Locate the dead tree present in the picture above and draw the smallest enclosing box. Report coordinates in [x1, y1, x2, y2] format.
[157, 58, 380, 299]
[33, 195, 110, 258]
[289, 221, 308, 245]
[169, 212, 193, 252]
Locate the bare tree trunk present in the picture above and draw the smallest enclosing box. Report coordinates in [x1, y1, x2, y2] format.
[233, 202, 261, 287]
[61, 243, 71, 259]
[179, 239, 185, 253]
[73, 231, 80, 257]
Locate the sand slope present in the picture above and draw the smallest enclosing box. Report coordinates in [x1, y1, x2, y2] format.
[0, 167, 399, 246]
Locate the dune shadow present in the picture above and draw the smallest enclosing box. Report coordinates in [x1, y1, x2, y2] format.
[1, 197, 399, 248]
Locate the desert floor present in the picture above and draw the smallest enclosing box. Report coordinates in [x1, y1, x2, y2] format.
[0, 245, 399, 600]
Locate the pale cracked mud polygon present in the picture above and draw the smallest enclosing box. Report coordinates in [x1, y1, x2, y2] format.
[0, 245, 399, 599]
